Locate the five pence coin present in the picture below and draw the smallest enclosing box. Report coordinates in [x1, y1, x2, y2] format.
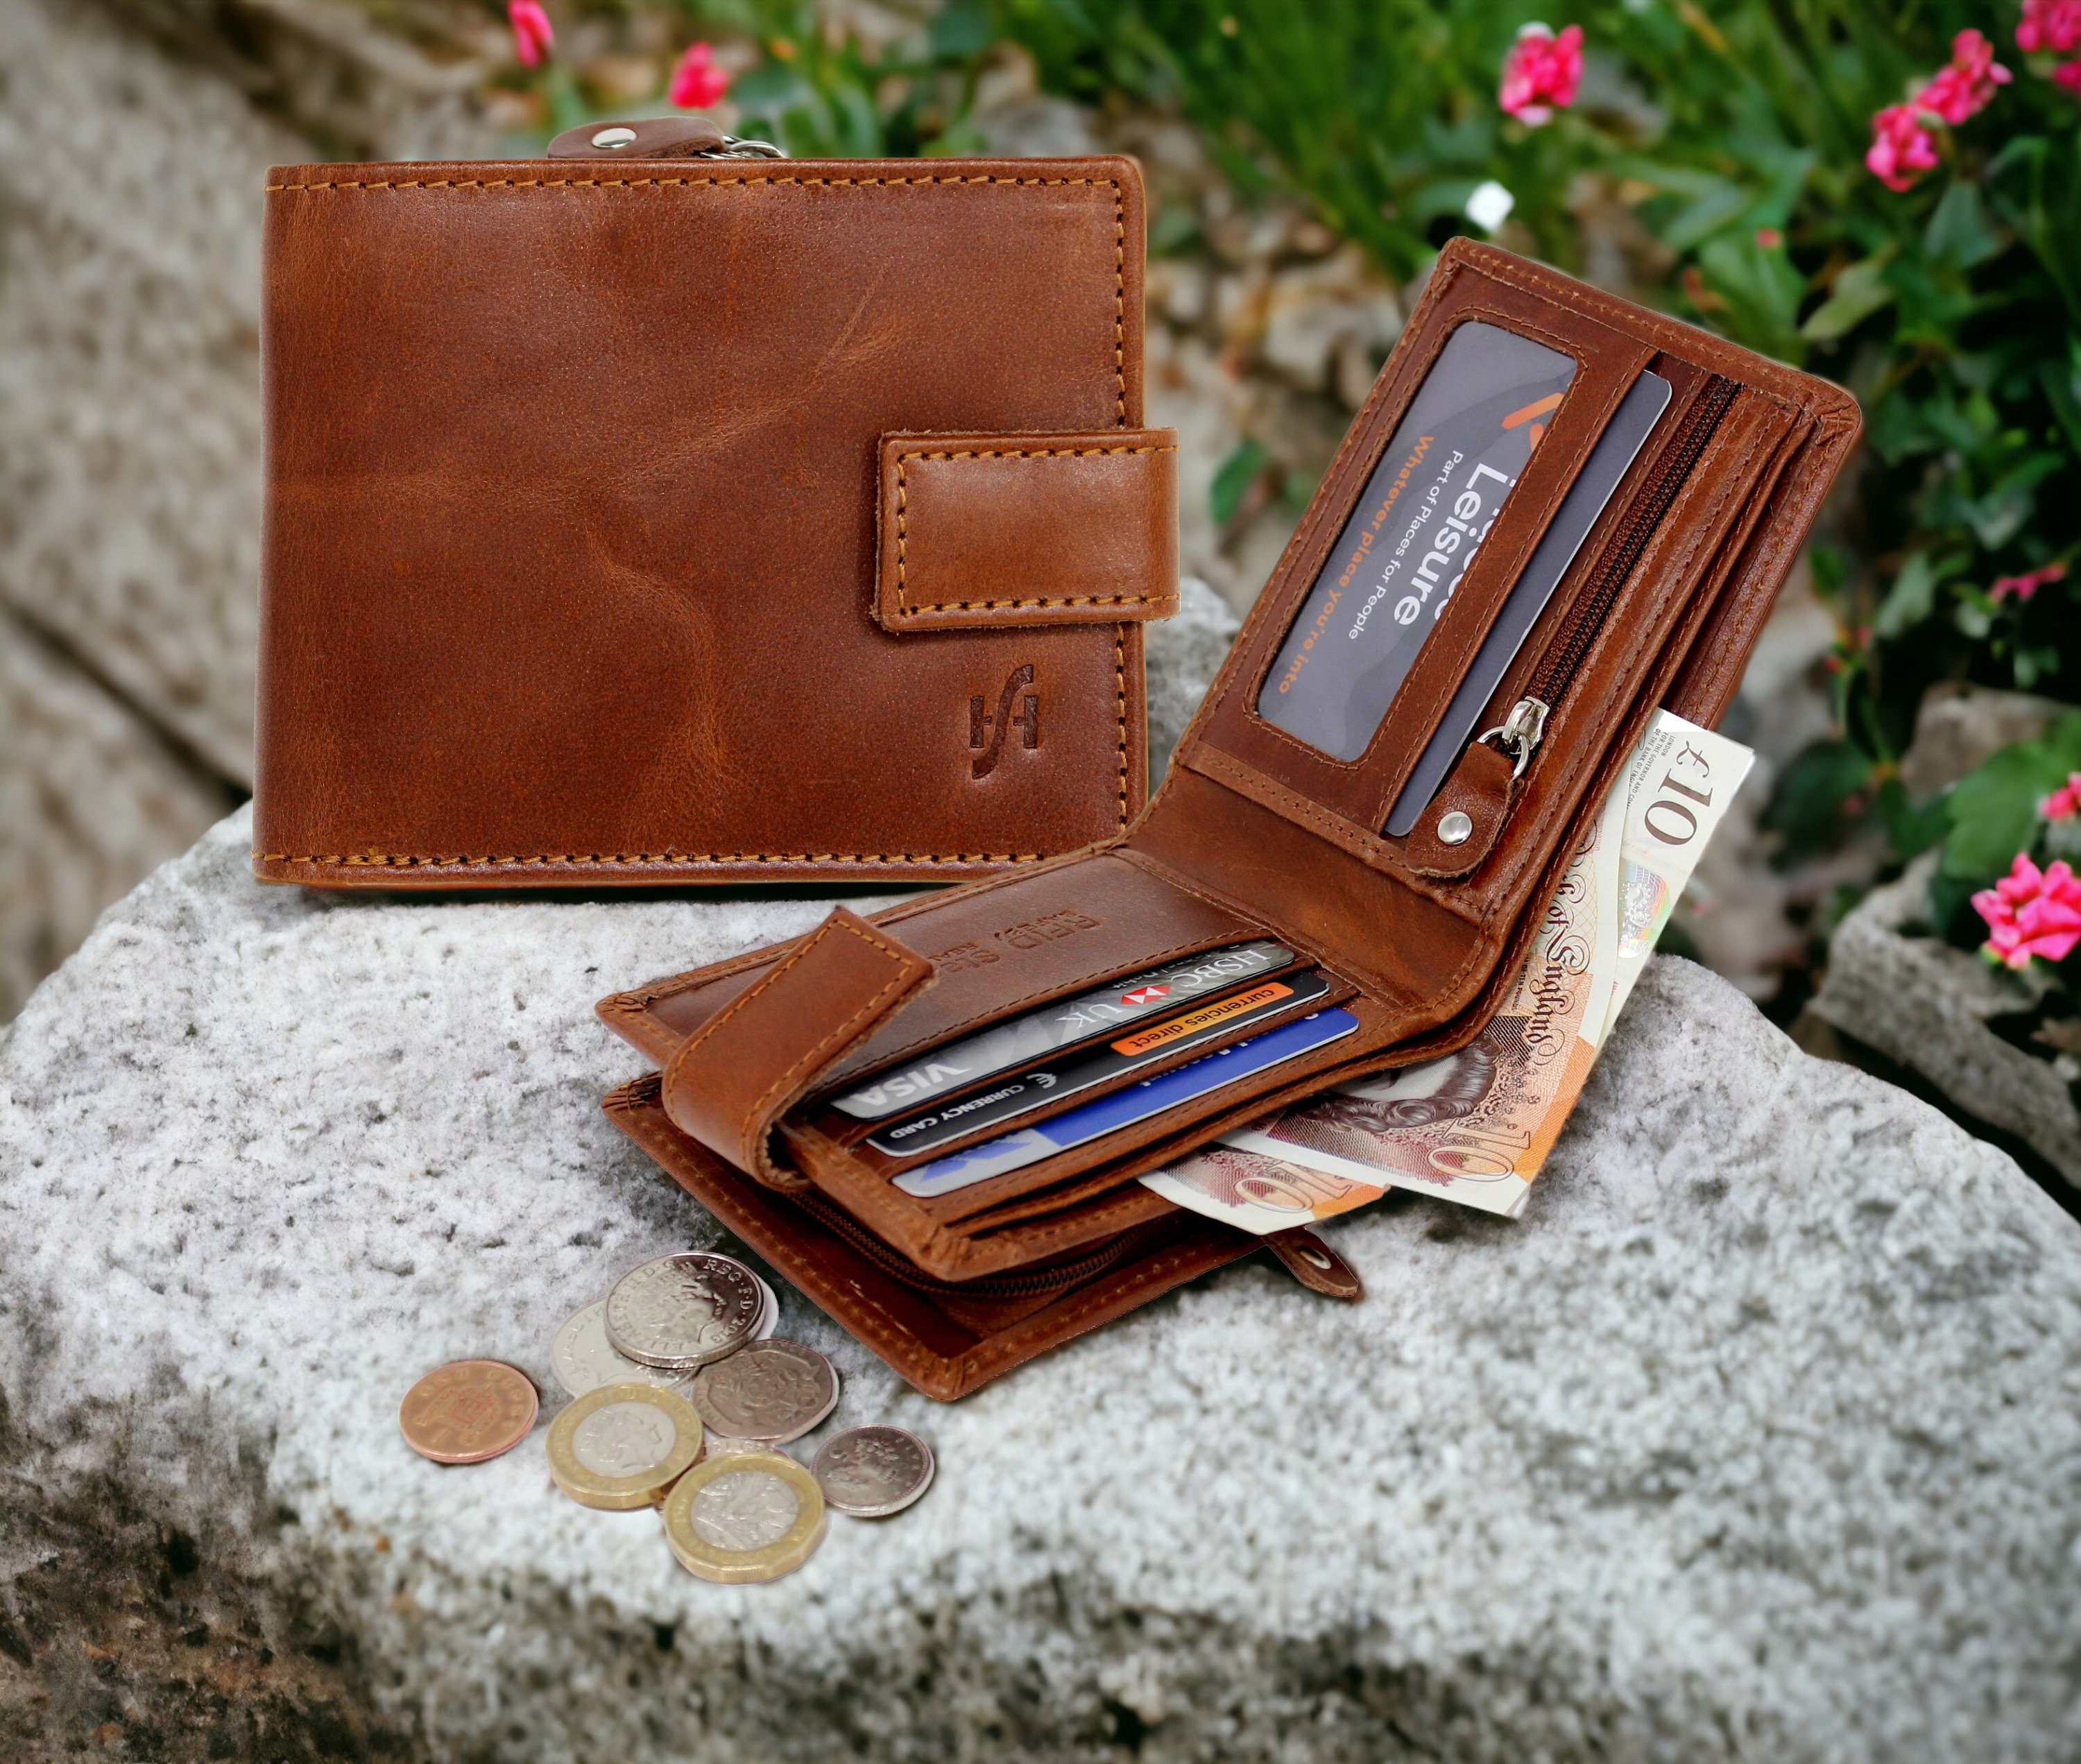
[688, 1339, 839, 1445]
[547, 1382, 705, 1510]
[813, 1425, 935, 1518]
[661, 1450, 827, 1584]
[605, 1253, 764, 1370]
[399, 1360, 538, 1465]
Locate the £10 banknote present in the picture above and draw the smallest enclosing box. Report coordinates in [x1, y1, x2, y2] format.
[1141, 708, 1753, 1231]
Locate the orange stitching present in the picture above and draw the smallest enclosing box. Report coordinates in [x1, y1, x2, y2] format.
[256, 850, 1040, 866]
[1115, 628, 1129, 826]
[744, 926, 918, 1142]
[889, 445, 1176, 616]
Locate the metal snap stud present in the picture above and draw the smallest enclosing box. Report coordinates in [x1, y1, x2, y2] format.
[591, 126, 638, 150]
[1436, 810, 1473, 846]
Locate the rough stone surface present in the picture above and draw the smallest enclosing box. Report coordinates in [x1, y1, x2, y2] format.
[2, 811, 2079, 1761]
[1814, 853, 2081, 1185]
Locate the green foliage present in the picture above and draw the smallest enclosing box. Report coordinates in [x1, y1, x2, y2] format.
[997, 0, 2081, 890]
[1932, 712, 2081, 879]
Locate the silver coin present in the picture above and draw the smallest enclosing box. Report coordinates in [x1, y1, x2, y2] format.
[605, 1253, 763, 1369]
[701, 1435, 771, 1461]
[753, 1274, 778, 1341]
[551, 1301, 694, 1398]
[570, 1399, 683, 1478]
[813, 1425, 935, 1518]
[688, 1468, 800, 1550]
[688, 1339, 839, 1445]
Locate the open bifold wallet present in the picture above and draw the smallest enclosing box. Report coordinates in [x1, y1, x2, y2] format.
[599, 239, 1860, 1400]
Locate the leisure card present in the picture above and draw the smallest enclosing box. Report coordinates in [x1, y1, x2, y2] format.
[866, 970, 1333, 1157]
[826, 939, 1296, 1121]
[889, 1008, 1362, 1199]
[1256, 320, 1577, 761]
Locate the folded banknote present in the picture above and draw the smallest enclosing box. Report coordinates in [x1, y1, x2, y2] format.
[1142, 708, 1752, 1231]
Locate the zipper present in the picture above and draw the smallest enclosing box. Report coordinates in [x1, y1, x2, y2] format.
[1480, 373, 1739, 778]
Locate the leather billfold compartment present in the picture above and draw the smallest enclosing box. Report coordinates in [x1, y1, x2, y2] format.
[254, 147, 1174, 887]
[600, 239, 1862, 1399]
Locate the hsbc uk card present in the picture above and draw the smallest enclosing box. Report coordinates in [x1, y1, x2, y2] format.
[825, 939, 1295, 1121]
[1256, 320, 1577, 760]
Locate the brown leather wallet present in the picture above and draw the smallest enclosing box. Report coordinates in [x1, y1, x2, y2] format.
[253, 151, 1174, 887]
[599, 239, 1862, 1400]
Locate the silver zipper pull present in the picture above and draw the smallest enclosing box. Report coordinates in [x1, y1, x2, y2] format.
[1478, 697, 1549, 778]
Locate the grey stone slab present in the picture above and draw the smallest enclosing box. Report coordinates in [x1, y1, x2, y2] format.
[1813, 855, 2081, 1185]
[2, 810, 2078, 1759]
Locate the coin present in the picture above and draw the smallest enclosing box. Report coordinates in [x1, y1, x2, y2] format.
[752, 1273, 779, 1340]
[605, 1253, 764, 1369]
[546, 1382, 703, 1509]
[701, 1436, 769, 1460]
[813, 1425, 935, 1518]
[399, 1360, 538, 1464]
[688, 1339, 839, 1445]
[550, 1301, 697, 1399]
[660, 1450, 826, 1584]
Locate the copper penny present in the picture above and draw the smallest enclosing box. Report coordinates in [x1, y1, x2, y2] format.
[399, 1360, 540, 1464]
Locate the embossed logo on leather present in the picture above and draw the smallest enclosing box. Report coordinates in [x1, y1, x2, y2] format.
[930, 909, 1100, 972]
[970, 664, 1040, 779]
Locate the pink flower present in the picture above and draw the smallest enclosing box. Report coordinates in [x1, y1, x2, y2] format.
[1498, 23, 1584, 126]
[1973, 853, 2081, 969]
[669, 41, 730, 110]
[508, 0, 553, 69]
[1990, 560, 2068, 601]
[1867, 103, 1940, 190]
[2019, 0, 2081, 55]
[2056, 58, 2081, 92]
[2042, 773, 2081, 821]
[1917, 29, 2012, 123]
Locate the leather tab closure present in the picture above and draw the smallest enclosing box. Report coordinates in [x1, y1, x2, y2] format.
[662, 909, 932, 1190]
[1262, 1228, 1364, 1301]
[875, 429, 1179, 632]
[1399, 738, 1516, 876]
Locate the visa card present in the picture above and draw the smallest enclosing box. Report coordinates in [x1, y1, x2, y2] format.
[826, 939, 1295, 1121]
[1256, 320, 1576, 760]
[891, 1008, 1361, 1199]
[866, 970, 1332, 1157]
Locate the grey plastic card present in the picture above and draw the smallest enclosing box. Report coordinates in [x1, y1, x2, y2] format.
[1383, 368, 1674, 838]
[825, 939, 1296, 1121]
[1255, 320, 1577, 761]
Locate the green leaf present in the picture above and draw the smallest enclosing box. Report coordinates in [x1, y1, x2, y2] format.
[1210, 438, 1267, 525]
[1801, 252, 1896, 343]
[1879, 777, 1951, 862]
[1923, 178, 2003, 270]
[1872, 550, 1935, 640]
[1940, 714, 2081, 883]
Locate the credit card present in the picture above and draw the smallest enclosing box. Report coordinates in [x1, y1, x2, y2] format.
[890, 1008, 1362, 1199]
[826, 939, 1296, 1121]
[1383, 368, 1674, 837]
[1256, 320, 1577, 760]
[867, 970, 1333, 1157]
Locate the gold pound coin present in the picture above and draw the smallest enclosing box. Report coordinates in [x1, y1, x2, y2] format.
[660, 1450, 826, 1584]
[546, 1382, 704, 1510]
[399, 1360, 538, 1464]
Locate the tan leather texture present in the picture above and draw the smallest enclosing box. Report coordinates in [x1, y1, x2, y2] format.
[873, 430, 1179, 631]
[254, 155, 1159, 887]
[600, 239, 1865, 1397]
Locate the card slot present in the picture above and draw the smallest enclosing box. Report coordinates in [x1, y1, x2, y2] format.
[1188, 264, 1659, 837]
[802, 973, 1359, 1174]
[815, 993, 1402, 1244]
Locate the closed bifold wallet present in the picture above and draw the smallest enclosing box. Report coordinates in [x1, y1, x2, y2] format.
[254, 152, 1175, 886]
[599, 239, 1861, 1399]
